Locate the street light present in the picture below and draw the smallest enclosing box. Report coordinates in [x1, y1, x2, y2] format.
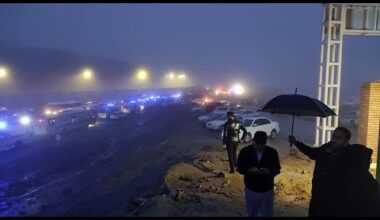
[0, 66, 8, 78]
[166, 72, 175, 79]
[82, 68, 93, 80]
[136, 68, 149, 81]
[230, 84, 245, 96]
[177, 73, 187, 79]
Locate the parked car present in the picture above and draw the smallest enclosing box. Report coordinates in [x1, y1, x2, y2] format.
[199, 112, 225, 128]
[192, 106, 205, 112]
[235, 109, 260, 117]
[197, 112, 224, 122]
[109, 110, 124, 119]
[240, 117, 280, 142]
[42, 110, 96, 136]
[206, 114, 244, 131]
[203, 102, 225, 113]
[212, 105, 243, 114]
[98, 110, 108, 119]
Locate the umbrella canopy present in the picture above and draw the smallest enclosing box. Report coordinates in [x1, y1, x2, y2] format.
[258, 94, 336, 117]
[258, 89, 336, 147]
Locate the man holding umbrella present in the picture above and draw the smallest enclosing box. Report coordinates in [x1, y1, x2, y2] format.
[260, 89, 380, 216]
[289, 127, 380, 217]
[289, 127, 351, 216]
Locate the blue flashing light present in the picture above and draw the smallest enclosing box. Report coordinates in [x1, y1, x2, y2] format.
[129, 100, 137, 104]
[172, 93, 182, 98]
[0, 120, 7, 130]
[107, 103, 115, 107]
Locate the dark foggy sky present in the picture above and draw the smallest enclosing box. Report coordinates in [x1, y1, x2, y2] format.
[0, 3, 379, 101]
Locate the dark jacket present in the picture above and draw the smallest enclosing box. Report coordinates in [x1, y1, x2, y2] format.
[237, 145, 281, 192]
[294, 141, 380, 217]
[222, 119, 247, 145]
[338, 144, 380, 217]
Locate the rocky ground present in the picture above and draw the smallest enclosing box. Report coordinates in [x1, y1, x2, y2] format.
[125, 115, 375, 217]
[130, 143, 315, 217]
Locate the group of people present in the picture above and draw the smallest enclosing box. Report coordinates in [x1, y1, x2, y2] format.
[221, 111, 380, 217]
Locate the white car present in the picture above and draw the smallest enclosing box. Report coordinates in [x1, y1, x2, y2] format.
[197, 112, 224, 122]
[212, 106, 243, 114]
[241, 117, 280, 142]
[110, 112, 122, 119]
[206, 115, 244, 131]
[235, 109, 260, 118]
[192, 106, 204, 112]
[98, 110, 108, 119]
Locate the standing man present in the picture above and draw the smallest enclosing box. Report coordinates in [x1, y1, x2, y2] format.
[237, 131, 281, 217]
[222, 111, 247, 174]
[289, 126, 380, 216]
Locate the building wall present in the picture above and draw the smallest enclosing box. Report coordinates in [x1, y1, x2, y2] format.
[357, 81, 380, 172]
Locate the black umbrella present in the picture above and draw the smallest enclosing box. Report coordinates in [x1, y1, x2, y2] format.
[258, 88, 336, 146]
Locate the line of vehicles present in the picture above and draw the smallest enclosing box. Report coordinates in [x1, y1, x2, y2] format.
[193, 101, 280, 143]
[0, 103, 97, 141]
[0, 92, 185, 150]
